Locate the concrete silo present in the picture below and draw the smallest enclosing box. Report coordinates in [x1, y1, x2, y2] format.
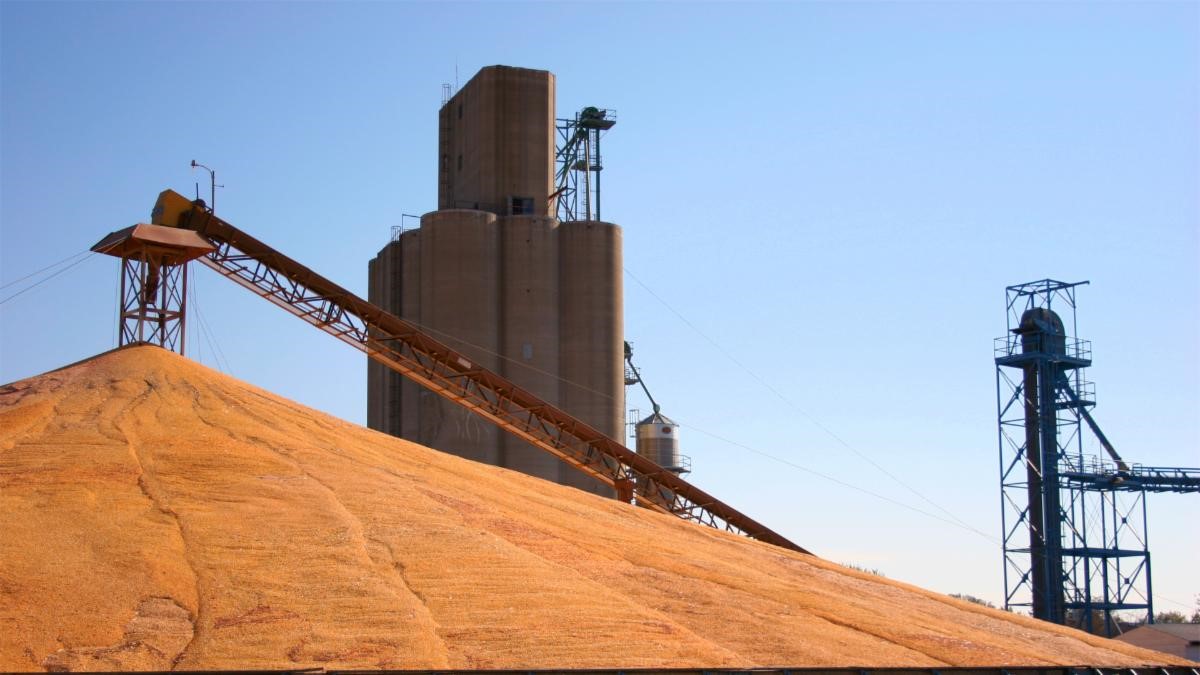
[416, 209, 502, 463]
[366, 238, 403, 436]
[368, 65, 622, 495]
[558, 219, 624, 492]
[499, 214, 562, 479]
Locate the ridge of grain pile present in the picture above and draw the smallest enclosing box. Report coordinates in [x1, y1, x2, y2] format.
[1, 345, 1191, 671]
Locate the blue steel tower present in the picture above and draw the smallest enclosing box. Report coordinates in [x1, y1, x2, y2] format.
[995, 280, 1200, 636]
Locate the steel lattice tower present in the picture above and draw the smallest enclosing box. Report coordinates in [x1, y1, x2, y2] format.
[995, 279, 1200, 636]
[554, 107, 615, 222]
[91, 221, 215, 355]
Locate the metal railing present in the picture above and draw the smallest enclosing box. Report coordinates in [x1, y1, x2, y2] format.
[994, 334, 1092, 361]
[1061, 456, 1200, 493]
[389, 214, 422, 242]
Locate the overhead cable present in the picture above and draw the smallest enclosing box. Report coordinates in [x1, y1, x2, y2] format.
[623, 265, 985, 536]
[0, 253, 97, 306]
[0, 249, 91, 291]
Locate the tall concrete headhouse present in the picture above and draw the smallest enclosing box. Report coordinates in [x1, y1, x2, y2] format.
[368, 65, 623, 495]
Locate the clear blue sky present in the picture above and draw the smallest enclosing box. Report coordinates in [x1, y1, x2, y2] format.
[2, 2, 1196, 616]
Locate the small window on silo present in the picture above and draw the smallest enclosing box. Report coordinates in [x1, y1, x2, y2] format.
[510, 197, 533, 215]
[457, 103, 463, 120]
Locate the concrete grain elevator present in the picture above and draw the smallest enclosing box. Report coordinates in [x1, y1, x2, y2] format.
[368, 66, 623, 495]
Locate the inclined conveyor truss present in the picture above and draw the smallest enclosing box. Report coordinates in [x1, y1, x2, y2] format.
[142, 189, 808, 555]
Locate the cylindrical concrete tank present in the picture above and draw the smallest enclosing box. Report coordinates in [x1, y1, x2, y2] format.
[398, 228, 422, 443]
[367, 240, 404, 436]
[559, 220, 623, 495]
[366, 253, 385, 432]
[418, 209, 501, 464]
[636, 411, 684, 472]
[500, 214, 562, 481]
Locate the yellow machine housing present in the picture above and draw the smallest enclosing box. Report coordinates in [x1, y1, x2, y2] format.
[150, 190, 196, 228]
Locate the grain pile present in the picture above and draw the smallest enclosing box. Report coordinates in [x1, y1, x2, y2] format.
[0, 345, 1189, 671]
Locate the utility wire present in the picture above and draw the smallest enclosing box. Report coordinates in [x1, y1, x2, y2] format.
[189, 279, 214, 370]
[191, 297, 204, 367]
[1156, 593, 1198, 611]
[680, 420, 1002, 544]
[391, 308, 997, 541]
[0, 253, 97, 306]
[392, 315, 618, 402]
[196, 309, 225, 373]
[0, 249, 91, 291]
[189, 276, 231, 374]
[623, 265, 985, 536]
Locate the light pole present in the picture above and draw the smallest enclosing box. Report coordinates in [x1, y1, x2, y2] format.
[190, 160, 223, 213]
